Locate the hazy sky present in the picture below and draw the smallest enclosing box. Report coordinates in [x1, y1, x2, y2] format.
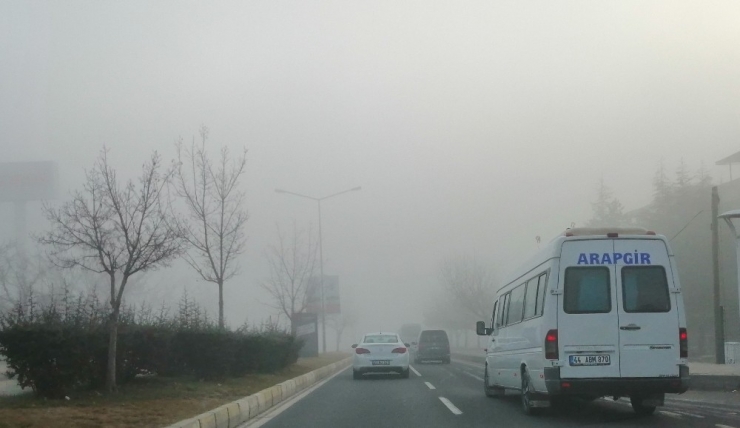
[1, 1, 739, 340]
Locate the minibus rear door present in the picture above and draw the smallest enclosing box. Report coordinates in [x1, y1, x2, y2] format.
[558, 240, 620, 379]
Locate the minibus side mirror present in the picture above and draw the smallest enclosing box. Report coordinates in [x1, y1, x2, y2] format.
[476, 321, 493, 336]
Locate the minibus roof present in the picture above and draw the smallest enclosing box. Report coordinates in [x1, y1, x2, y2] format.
[562, 227, 656, 237]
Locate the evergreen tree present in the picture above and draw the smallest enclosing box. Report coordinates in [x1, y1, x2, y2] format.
[652, 160, 673, 207]
[587, 178, 626, 227]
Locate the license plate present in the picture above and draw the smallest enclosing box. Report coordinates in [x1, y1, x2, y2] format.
[372, 360, 390, 366]
[569, 354, 610, 366]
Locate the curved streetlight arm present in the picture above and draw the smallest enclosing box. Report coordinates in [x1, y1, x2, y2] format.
[274, 189, 319, 201]
[319, 186, 362, 201]
[275, 186, 362, 201]
[719, 210, 740, 238]
[275, 186, 361, 202]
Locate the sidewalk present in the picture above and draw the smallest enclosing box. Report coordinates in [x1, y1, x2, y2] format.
[451, 348, 740, 392]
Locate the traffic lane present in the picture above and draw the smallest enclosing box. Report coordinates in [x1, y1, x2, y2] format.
[661, 394, 740, 427]
[413, 360, 708, 427]
[452, 357, 740, 424]
[250, 367, 459, 428]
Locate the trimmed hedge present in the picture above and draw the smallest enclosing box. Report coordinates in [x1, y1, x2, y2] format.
[0, 324, 302, 398]
[0, 294, 302, 398]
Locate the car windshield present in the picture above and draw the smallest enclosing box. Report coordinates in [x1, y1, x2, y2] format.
[363, 335, 399, 344]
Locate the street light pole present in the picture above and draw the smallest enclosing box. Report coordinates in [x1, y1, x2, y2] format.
[317, 199, 326, 354]
[275, 186, 361, 354]
[719, 209, 740, 356]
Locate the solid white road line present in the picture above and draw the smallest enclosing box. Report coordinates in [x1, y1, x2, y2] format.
[439, 397, 463, 415]
[409, 365, 422, 377]
[659, 411, 683, 419]
[716, 424, 737, 428]
[240, 366, 350, 428]
[425, 382, 436, 390]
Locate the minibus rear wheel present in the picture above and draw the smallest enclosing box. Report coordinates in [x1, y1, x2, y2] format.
[630, 396, 657, 416]
[520, 369, 540, 415]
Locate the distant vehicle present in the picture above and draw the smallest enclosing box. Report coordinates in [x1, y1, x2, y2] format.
[476, 227, 689, 416]
[398, 323, 422, 346]
[413, 329, 450, 364]
[352, 333, 410, 380]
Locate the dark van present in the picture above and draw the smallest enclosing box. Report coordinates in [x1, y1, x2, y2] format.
[414, 330, 450, 364]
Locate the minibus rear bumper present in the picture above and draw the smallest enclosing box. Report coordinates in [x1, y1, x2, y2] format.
[544, 365, 690, 396]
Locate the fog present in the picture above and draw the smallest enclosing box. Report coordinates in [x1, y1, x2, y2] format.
[1, 1, 739, 346]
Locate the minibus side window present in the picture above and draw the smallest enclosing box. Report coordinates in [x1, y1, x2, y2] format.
[536, 273, 548, 316]
[523, 278, 538, 320]
[564, 267, 611, 314]
[506, 284, 526, 325]
[621, 266, 671, 313]
[500, 293, 510, 327]
[491, 301, 498, 331]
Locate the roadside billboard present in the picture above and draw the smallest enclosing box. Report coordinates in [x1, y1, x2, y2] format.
[0, 161, 58, 202]
[292, 312, 318, 358]
[305, 275, 340, 315]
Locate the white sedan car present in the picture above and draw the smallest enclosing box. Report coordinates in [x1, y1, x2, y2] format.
[352, 332, 410, 380]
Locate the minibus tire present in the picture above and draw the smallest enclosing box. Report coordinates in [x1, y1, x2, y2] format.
[520, 370, 539, 415]
[630, 396, 657, 416]
[484, 367, 505, 398]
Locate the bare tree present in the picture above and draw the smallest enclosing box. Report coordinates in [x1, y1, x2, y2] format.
[438, 255, 496, 321]
[326, 311, 357, 351]
[38, 148, 184, 392]
[0, 241, 48, 314]
[173, 126, 249, 329]
[260, 222, 318, 330]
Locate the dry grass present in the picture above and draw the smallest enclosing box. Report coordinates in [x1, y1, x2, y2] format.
[0, 352, 349, 428]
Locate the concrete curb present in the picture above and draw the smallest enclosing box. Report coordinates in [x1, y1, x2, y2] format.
[690, 375, 740, 391]
[451, 352, 740, 392]
[164, 358, 351, 428]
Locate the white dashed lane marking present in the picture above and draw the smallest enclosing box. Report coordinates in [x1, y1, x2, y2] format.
[425, 382, 436, 390]
[673, 410, 704, 419]
[409, 365, 421, 377]
[459, 370, 484, 382]
[439, 397, 463, 415]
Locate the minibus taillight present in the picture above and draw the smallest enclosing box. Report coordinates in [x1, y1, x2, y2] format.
[679, 328, 688, 358]
[545, 329, 558, 360]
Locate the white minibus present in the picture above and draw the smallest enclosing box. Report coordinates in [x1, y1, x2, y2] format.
[476, 227, 689, 415]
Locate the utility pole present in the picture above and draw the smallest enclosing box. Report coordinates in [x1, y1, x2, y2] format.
[712, 186, 725, 364]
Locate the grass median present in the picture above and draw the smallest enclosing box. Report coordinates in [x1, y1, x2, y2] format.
[0, 352, 349, 428]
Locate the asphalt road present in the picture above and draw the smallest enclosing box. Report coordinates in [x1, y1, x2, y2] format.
[245, 359, 740, 428]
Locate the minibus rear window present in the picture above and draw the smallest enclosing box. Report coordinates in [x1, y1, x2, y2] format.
[564, 267, 611, 314]
[621, 266, 671, 313]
